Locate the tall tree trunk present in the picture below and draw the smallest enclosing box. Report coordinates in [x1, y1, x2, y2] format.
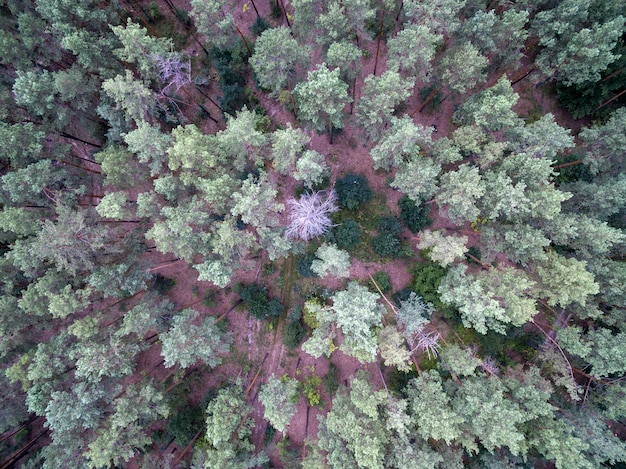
[373, 4, 386, 76]
[411, 87, 440, 116]
[250, 0, 260, 17]
[594, 88, 626, 112]
[278, 0, 291, 29]
[0, 429, 48, 469]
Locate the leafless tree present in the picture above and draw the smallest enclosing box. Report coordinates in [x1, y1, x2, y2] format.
[151, 53, 192, 93]
[285, 190, 338, 241]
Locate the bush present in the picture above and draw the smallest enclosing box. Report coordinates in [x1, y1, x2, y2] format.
[302, 375, 322, 406]
[323, 362, 340, 396]
[328, 218, 362, 250]
[210, 44, 251, 116]
[398, 195, 432, 233]
[297, 253, 317, 278]
[372, 216, 404, 258]
[166, 403, 204, 446]
[238, 284, 283, 319]
[411, 260, 451, 315]
[203, 290, 217, 307]
[335, 174, 373, 210]
[375, 216, 403, 236]
[465, 246, 482, 265]
[250, 16, 269, 36]
[372, 232, 401, 258]
[283, 320, 305, 349]
[151, 274, 175, 294]
[369, 271, 391, 294]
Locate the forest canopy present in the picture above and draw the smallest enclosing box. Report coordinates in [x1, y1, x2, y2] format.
[0, 0, 625, 468]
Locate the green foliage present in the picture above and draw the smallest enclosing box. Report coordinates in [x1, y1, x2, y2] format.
[238, 283, 284, 319]
[398, 195, 432, 233]
[311, 242, 351, 278]
[249, 16, 269, 36]
[323, 362, 340, 396]
[411, 259, 449, 313]
[370, 271, 391, 294]
[210, 43, 252, 115]
[371, 116, 434, 170]
[283, 320, 306, 349]
[160, 308, 232, 369]
[327, 281, 382, 362]
[372, 216, 403, 258]
[335, 173, 373, 210]
[293, 62, 351, 135]
[555, 52, 626, 119]
[328, 218, 362, 250]
[303, 298, 323, 329]
[297, 253, 317, 278]
[199, 382, 269, 468]
[417, 229, 468, 267]
[259, 374, 299, 432]
[387, 24, 442, 81]
[440, 43, 487, 95]
[317, 372, 388, 469]
[302, 374, 322, 406]
[150, 274, 176, 294]
[167, 401, 204, 446]
[454, 77, 520, 132]
[249, 27, 309, 94]
[357, 70, 413, 139]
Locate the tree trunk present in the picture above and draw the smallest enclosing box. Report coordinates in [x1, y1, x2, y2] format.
[594, 88, 626, 112]
[250, 0, 260, 17]
[553, 159, 583, 170]
[278, 0, 291, 29]
[58, 159, 102, 175]
[173, 424, 206, 466]
[59, 132, 102, 148]
[234, 25, 251, 55]
[0, 417, 42, 445]
[0, 429, 48, 469]
[510, 67, 536, 86]
[411, 87, 439, 116]
[373, 4, 386, 76]
[328, 119, 333, 144]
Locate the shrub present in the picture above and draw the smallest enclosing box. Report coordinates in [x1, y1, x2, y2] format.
[372, 216, 404, 258]
[328, 218, 362, 250]
[465, 246, 482, 265]
[238, 284, 283, 319]
[303, 298, 323, 329]
[372, 232, 401, 258]
[335, 174, 373, 210]
[375, 216, 403, 236]
[283, 320, 306, 349]
[323, 362, 340, 395]
[302, 375, 322, 406]
[166, 403, 204, 445]
[398, 195, 432, 233]
[250, 16, 269, 36]
[297, 253, 317, 278]
[411, 260, 451, 314]
[151, 274, 175, 294]
[369, 271, 392, 294]
[203, 290, 217, 307]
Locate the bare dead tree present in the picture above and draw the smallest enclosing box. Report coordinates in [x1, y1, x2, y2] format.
[151, 53, 192, 93]
[285, 190, 338, 241]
